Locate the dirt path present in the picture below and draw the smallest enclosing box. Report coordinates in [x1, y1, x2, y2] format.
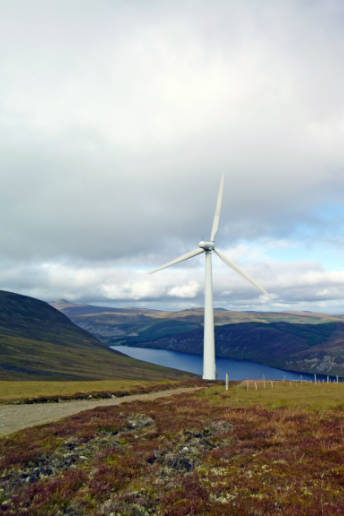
[0, 387, 201, 437]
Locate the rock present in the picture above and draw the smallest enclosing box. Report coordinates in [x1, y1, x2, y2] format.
[165, 452, 194, 472]
[208, 420, 233, 435]
[127, 414, 154, 429]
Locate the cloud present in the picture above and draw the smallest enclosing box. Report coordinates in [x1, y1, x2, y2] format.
[1, 1, 344, 310]
[168, 281, 200, 299]
[1, 240, 344, 313]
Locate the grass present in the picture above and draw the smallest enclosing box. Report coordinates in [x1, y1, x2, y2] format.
[0, 333, 195, 381]
[0, 379, 188, 403]
[0, 290, 195, 381]
[1, 381, 344, 514]
[199, 380, 344, 411]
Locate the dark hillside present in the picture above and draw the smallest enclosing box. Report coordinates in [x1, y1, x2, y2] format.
[52, 300, 344, 376]
[120, 321, 344, 376]
[0, 291, 193, 381]
[0, 290, 105, 349]
[52, 301, 343, 347]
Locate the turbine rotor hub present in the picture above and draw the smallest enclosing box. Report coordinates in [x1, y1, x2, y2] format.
[199, 241, 214, 251]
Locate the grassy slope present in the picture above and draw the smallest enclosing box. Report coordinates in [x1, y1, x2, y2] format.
[0, 379, 200, 403]
[0, 290, 193, 381]
[201, 380, 344, 410]
[1, 382, 344, 514]
[0, 380, 156, 402]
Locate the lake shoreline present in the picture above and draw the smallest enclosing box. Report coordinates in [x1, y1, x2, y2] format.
[111, 345, 327, 382]
[112, 344, 314, 378]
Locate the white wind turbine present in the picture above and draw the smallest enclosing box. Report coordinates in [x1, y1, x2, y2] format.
[150, 175, 269, 380]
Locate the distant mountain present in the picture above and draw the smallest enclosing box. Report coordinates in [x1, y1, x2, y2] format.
[52, 301, 344, 376]
[125, 321, 344, 377]
[0, 291, 193, 381]
[50, 301, 201, 343]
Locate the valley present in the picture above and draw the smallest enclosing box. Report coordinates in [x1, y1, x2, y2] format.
[1, 292, 344, 513]
[53, 300, 344, 376]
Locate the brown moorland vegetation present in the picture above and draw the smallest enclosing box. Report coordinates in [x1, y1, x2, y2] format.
[1, 382, 344, 514]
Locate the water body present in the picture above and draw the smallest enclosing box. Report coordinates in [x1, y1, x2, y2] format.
[111, 345, 315, 381]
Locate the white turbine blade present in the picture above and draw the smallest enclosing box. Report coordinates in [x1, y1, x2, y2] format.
[214, 248, 269, 296]
[149, 248, 204, 274]
[210, 174, 224, 242]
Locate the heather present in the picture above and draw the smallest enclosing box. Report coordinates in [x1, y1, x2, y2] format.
[1, 382, 344, 514]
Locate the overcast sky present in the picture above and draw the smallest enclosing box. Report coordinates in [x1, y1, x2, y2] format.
[1, 0, 344, 312]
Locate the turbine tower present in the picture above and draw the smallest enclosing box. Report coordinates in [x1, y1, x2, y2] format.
[150, 175, 269, 380]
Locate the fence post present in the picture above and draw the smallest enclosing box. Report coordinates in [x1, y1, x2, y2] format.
[225, 372, 229, 391]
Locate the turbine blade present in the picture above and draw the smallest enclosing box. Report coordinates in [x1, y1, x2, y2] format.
[210, 174, 224, 242]
[149, 248, 204, 274]
[214, 248, 269, 296]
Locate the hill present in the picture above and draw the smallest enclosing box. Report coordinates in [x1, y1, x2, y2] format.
[0, 291, 193, 381]
[51, 300, 341, 343]
[126, 321, 344, 376]
[51, 301, 344, 376]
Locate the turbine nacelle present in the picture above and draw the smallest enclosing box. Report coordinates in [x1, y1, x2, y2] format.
[199, 241, 214, 251]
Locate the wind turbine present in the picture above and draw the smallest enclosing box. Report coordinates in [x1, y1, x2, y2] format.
[149, 175, 269, 380]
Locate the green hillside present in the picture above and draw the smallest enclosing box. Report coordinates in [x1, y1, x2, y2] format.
[51, 301, 341, 346]
[52, 301, 344, 376]
[122, 321, 344, 376]
[0, 291, 193, 381]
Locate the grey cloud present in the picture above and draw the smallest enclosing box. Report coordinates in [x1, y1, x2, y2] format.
[1, 1, 344, 308]
[1, 254, 344, 314]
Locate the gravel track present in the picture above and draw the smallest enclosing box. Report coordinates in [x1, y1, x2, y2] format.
[0, 387, 201, 436]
